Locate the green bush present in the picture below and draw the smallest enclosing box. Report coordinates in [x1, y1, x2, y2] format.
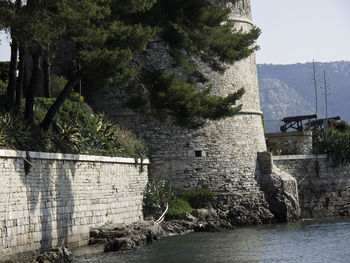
[313, 129, 350, 165]
[0, 79, 6, 94]
[0, 80, 13, 112]
[0, 112, 39, 150]
[0, 61, 9, 83]
[143, 179, 176, 218]
[181, 188, 217, 209]
[0, 97, 148, 159]
[165, 197, 193, 220]
[143, 181, 217, 220]
[329, 119, 350, 133]
[50, 74, 68, 97]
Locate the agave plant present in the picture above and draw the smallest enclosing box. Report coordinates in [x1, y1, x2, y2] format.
[52, 121, 84, 153]
[0, 129, 7, 148]
[0, 112, 34, 150]
[314, 129, 350, 165]
[92, 113, 148, 159]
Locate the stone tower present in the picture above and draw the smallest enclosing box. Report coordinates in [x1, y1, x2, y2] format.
[91, 0, 274, 220]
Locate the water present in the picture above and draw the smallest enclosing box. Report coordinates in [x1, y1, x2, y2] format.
[72, 218, 350, 263]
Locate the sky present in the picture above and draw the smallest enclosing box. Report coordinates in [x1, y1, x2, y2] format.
[0, 0, 350, 64]
[251, 0, 350, 64]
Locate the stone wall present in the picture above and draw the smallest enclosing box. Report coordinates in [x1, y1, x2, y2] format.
[273, 154, 350, 218]
[257, 152, 300, 222]
[0, 149, 148, 262]
[89, 0, 272, 219]
[266, 131, 313, 155]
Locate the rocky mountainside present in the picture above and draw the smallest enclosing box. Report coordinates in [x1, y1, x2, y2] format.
[257, 61, 350, 124]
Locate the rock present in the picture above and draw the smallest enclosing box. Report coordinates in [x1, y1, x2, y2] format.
[161, 220, 196, 234]
[264, 168, 301, 222]
[91, 205, 273, 255]
[194, 221, 220, 232]
[35, 246, 73, 263]
[258, 152, 301, 222]
[191, 208, 218, 221]
[104, 238, 136, 252]
[91, 221, 165, 253]
[180, 212, 198, 222]
[227, 205, 273, 226]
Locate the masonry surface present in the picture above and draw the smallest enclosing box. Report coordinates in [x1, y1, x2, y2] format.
[0, 150, 148, 262]
[273, 154, 350, 218]
[89, 0, 272, 214]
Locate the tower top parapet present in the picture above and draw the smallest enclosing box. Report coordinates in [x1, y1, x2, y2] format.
[215, 0, 252, 22]
[231, 0, 252, 20]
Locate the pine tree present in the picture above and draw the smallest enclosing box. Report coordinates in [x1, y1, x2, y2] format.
[40, 0, 155, 129]
[126, 0, 260, 126]
[2, 0, 260, 131]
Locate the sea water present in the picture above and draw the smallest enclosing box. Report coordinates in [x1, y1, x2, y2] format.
[72, 218, 350, 263]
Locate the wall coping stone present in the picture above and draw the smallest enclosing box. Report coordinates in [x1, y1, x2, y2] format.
[0, 149, 149, 164]
[266, 131, 312, 137]
[273, 154, 327, 161]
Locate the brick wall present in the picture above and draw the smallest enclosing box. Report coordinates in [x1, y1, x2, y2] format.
[273, 154, 350, 218]
[88, 0, 271, 215]
[0, 149, 148, 262]
[266, 131, 313, 155]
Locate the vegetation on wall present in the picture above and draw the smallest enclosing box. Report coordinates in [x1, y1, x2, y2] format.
[165, 198, 193, 220]
[127, 0, 260, 126]
[313, 120, 350, 165]
[180, 188, 217, 209]
[143, 179, 217, 220]
[0, 0, 259, 136]
[126, 72, 245, 126]
[0, 86, 147, 159]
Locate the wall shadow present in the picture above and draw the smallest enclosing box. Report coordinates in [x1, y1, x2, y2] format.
[18, 156, 76, 254]
[56, 164, 75, 246]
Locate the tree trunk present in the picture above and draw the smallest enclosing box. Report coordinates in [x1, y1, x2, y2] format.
[15, 44, 26, 107]
[7, 39, 18, 104]
[23, 48, 32, 98]
[43, 51, 51, 98]
[40, 71, 85, 130]
[24, 49, 41, 121]
[27, 0, 38, 9]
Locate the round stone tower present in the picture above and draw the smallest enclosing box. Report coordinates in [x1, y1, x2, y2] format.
[91, 0, 271, 219]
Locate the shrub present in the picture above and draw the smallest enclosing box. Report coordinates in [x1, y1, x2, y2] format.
[143, 181, 217, 220]
[0, 79, 7, 94]
[313, 129, 350, 165]
[50, 74, 68, 97]
[143, 179, 176, 218]
[329, 119, 350, 133]
[70, 92, 84, 104]
[90, 114, 148, 160]
[181, 188, 217, 209]
[0, 112, 37, 150]
[0, 61, 9, 83]
[0, 97, 148, 159]
[165, 197, 193, 220]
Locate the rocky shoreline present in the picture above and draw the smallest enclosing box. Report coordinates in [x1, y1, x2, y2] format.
[88, 206, 273, 254]
[4, 246, 73, 263]
[5, 203, 288, 262]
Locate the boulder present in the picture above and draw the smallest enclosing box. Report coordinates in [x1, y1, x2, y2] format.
[91, 221, 165, 253]
[263, 167, 301, 222]
[34, 247, 73, 263]
[258, 152, 301, 222]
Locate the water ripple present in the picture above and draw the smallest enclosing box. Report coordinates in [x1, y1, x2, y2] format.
[72, 218, 350, 263]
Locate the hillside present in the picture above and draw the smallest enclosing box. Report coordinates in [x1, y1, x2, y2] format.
[257, 61, 350, 124]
